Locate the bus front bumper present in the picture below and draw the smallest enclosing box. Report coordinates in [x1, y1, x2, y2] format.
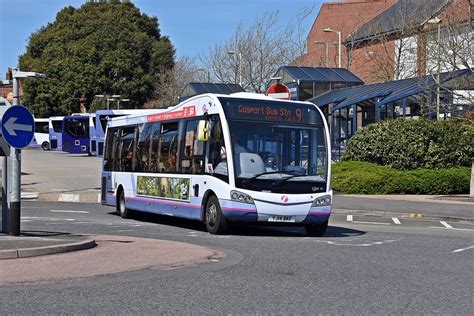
[219, 199, 331, 224]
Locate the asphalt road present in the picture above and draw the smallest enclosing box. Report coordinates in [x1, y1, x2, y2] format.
[1, 201, 472, 314]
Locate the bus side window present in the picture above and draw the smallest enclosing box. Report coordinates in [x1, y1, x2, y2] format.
[118, 126, 135, 172]
[104, 127, 119, 171]
[158, 122, 179, 173]
[148, 122, 161, 173]
[133, 124, 148, 172]
[206, 117, 228, 182]
[182, 119, 205, 174]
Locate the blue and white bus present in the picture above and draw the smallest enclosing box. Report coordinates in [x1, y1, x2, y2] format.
[92, 109, 150, 156]
[62, 115, 91, 154]
[49, 116, 64, 151]
[30, 118, 50, 150]
[101, 93, 332, 236]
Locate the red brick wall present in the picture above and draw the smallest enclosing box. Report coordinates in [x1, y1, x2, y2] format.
[294, 0, 397, 69]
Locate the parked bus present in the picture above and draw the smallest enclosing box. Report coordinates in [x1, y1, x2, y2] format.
[29, 118, 50, 150]
[101, 93, 332, 236]
[92, 109, 149, 156]
[48, 116, 64, 151]
[62, 115, 90, 154]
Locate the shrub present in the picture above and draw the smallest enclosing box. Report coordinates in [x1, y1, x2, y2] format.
[332, 161, 470, 194]
[343, 119, 474, 170]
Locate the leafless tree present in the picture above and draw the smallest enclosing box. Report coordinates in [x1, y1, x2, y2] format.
[152, 56, 201, 108]
[202, 7, 315, 93]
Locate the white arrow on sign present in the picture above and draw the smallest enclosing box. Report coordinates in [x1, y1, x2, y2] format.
[4, 117, 33, 136]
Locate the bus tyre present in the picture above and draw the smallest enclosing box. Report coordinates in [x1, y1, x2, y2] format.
[117, 190, 130, 219]
[41, 142, 49, 151]
[305, 220, 328, 237]
[205, 195, 228, 234]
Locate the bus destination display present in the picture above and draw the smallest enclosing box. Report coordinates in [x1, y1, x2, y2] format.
[219, 97, 322, 125]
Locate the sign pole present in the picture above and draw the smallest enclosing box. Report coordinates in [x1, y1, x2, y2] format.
[1, 156, 8, 233]
[9, 76, 21, 236]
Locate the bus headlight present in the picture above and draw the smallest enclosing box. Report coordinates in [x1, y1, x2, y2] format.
[312, 195, 331, 207]
[230, 190, 254, 204]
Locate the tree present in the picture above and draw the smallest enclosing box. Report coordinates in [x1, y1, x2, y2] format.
[201, 9, 314, 93]
[151, 56, 203, 108]
[19, 0, 174, 117]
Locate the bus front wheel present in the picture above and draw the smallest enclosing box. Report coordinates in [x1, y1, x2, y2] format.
[305, 220, 328, 237]
[205, 195, 228, 234]
[117, 189, 130, 219]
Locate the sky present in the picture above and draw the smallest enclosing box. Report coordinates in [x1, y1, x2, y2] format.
[0, 0, 322, 79]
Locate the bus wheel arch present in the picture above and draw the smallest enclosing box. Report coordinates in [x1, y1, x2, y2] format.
[202, 191, 228, 235]
[116, 185, 130, 219]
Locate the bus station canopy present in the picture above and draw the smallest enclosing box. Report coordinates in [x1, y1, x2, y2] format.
[180, 82, 244, 101]
[268, 66, 363, 86]
[309, 68, 473, 111]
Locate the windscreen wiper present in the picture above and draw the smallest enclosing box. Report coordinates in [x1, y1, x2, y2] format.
[242, 171, 298, 186]
[271, 174, 306, 187]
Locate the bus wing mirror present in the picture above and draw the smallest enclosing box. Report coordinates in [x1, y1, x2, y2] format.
[197, 120, 209, 141]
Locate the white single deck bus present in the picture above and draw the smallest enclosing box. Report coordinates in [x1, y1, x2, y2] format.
[101, 93, 332, 236]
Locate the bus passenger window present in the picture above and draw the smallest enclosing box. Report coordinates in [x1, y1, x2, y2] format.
[181, 120, 205, 174]
[159, 122, 179, 173]
[119, 127, 135, 172]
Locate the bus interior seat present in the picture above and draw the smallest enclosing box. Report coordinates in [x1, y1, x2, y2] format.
[238, 153, 266, 177]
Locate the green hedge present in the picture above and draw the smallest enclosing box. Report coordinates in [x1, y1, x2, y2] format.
[332, 161, 470, 194]
[343, 119, 474, 170]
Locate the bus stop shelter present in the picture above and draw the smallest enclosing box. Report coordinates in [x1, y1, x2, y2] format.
[266, 66, 364, 101]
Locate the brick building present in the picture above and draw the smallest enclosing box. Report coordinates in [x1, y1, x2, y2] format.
[294, 0, 397, 79]
[295, 0, 473, 83]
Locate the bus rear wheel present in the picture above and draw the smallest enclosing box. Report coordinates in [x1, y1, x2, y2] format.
[205, 195, 228, 234]
[117, 189, 130, 219]
[305, 220, 328, 237]
[41, 142, 50, 151]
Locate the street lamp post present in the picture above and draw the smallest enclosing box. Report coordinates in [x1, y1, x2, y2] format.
[314, 40, 329, 67]
[95, 94, 121, 110]
[227, 50, 242, 86]
[197, 68, 211, 82]
[427, 17, 442, 120]
[323, 28, 342, 68]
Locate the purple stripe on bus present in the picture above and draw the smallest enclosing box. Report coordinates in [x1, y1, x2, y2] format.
[308, 211, 330, 215]
[221, 207, 257, 213]
[127, 196, 202, 208]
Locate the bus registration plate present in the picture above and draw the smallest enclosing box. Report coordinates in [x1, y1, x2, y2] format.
[268, 215, 295, 223]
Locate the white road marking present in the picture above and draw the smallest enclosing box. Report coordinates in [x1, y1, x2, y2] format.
[451, 246, 474, 253]
[58, 194, 80, 202]
[350, 220, 390, 225]
[440, 221, 453, 229]
[50, 210, 89, 214]
[429, 226, 473, 232]
[392, 217, 401, 225]
[347, 215, 353, 222]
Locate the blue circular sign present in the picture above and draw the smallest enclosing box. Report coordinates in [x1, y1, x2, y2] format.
[1, 105, 35, 149]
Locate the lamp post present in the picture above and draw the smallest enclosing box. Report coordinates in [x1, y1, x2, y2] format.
[323, 27, 342, 68]
[197, 68, 211, 82]
[95, 94, 121, 110]
[314, 40, 329, 67]
[227, 50, 242, 86]
[427, 17, 442, 120]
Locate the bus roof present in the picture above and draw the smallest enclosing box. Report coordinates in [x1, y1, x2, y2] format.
[108, 92, 317, 127]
